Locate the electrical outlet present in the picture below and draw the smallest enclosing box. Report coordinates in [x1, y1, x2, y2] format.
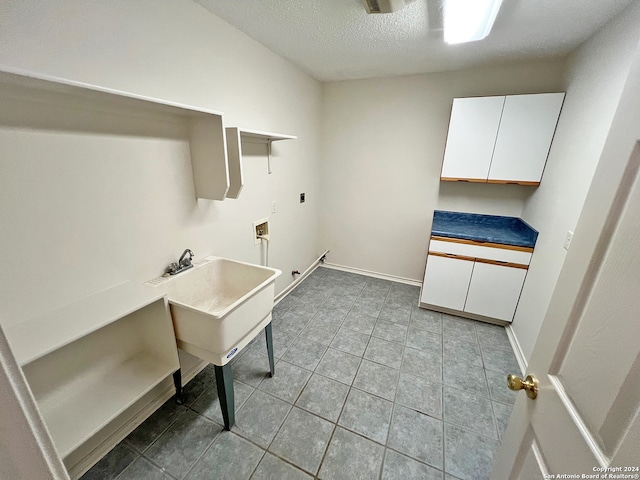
[252, 218, 269, 245]
[271, 201, 277, 214]
[564, 231, 574, 251]
[300, 192, 306, 203]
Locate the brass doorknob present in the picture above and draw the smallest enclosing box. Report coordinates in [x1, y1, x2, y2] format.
[507, 374, 538, 399]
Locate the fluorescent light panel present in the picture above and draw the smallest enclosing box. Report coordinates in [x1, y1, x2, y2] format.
[444, 0, 503, 44]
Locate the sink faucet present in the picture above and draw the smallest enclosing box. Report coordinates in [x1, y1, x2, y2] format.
[165, 249, 195, 276]
[179, 249, 194, 268]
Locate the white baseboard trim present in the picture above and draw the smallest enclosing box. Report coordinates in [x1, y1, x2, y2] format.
[275, 249, 329, 303]
[322, 262, 422, 287]
[505, 325, 528, 375]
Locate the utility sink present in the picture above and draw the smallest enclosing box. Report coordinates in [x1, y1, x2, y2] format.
[164, 256, 281, 366]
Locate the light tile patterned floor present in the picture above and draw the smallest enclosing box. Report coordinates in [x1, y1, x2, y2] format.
[81, 266, 521, 480]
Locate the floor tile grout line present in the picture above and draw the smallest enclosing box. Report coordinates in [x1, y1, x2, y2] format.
[313, 423, 338, 478]
[378, 447, 388, 480]
[253, 446, 319, 479]
[442, 379, 503, 441]
[383, 401, 397, 449]
[297, 279, 383, 477]
[263, 270, 509, 474]
[385, 444, 448, 475]
[246, 449, 268, 480]
[442, 417, 503, 443]
[442, 408, 447, 478]
[485, 368, 515, 435]
[137, 419, 222, 480]
[233, 388, 294, 448]
[488, 390, 503, 442]
[288, 274, 432, 475]
[108, 269, 508, 480]
[112, 453, 180, 480]
[381, 446, 450, 479]
[123, 404, 189, 457]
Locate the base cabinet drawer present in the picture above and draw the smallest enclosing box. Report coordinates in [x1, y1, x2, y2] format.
[420, 254, 474, 311]
[464, 262, 527, 321]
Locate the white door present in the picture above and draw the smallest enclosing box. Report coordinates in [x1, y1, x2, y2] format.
[488, 93, 564, 184]
[440, 96, 504, 181]
[491, 142, 640, 477]
[463, 262, 527, 322]
[420, 254, 474, 311]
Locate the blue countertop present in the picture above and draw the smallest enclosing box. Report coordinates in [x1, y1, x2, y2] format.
[432, 211, 538, 248]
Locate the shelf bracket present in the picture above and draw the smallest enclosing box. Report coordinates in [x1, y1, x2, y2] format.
[267, 139, 273, 174]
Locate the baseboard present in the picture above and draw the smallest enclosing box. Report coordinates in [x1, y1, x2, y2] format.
[419, 302, 509, 326]
[505, 325, 528, 375]
[275, 249, 329, 303]
[322, 262, 422, 287]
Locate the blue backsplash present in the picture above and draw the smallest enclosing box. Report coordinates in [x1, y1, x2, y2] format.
[431, 211, 538, 248]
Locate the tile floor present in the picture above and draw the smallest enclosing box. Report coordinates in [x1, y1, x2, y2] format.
[81, 266, 521, 480]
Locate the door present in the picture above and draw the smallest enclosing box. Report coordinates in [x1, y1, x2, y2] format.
[491, 142, 640, 477]
[488, 93, 564, 184]
[420, 253, 474, 311]
[463, 261, 527, 322]
[440, 96, 504, 181]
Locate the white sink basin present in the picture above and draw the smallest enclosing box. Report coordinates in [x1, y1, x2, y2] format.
[164, 256, 281, 365]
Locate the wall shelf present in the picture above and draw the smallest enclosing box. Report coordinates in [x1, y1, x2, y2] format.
[5, 282, 180, 461]
[226, 127, 297, 192]
[238, 129, 297, 143]
[6, 282, 164, 366]
[34, 350, 175, 458]
[0, 65, 229, 200]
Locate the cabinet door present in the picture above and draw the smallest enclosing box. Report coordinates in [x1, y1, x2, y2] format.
[421, 254, 474, 311]
[441, 96, 505, 181]
[488, 93, 564, 184]
[463, 261, 527, 322]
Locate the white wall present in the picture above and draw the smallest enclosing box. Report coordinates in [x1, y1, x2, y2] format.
[0, 0, 322, 325]
[319, 61, 565, 281]
[512, 1, 640, 361]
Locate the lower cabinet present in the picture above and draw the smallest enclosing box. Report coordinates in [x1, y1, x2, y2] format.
[420, 240, 532, 323]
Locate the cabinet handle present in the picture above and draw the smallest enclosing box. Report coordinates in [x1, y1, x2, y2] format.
[429, 251, 475, 262]
[475, 258, 529, 269]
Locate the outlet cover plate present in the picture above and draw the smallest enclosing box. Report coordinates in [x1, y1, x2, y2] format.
[564, 231, 574, 250]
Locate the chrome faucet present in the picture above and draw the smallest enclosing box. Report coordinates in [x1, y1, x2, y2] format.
[165, 249, 195, 276]
[179, 249, 194, 268]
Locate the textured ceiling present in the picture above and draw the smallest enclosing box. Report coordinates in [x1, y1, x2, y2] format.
[194, 0, 635, 81]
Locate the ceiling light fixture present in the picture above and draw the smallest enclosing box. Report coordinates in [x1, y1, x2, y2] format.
[443, 0, 503, 44]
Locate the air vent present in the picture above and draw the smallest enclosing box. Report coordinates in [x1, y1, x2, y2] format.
[363, 0, 417, 14]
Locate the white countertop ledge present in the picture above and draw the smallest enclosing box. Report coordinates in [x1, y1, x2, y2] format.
[5, 282, 165, 366]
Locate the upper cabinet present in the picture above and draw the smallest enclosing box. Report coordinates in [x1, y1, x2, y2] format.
[440, 93, 565, 186]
